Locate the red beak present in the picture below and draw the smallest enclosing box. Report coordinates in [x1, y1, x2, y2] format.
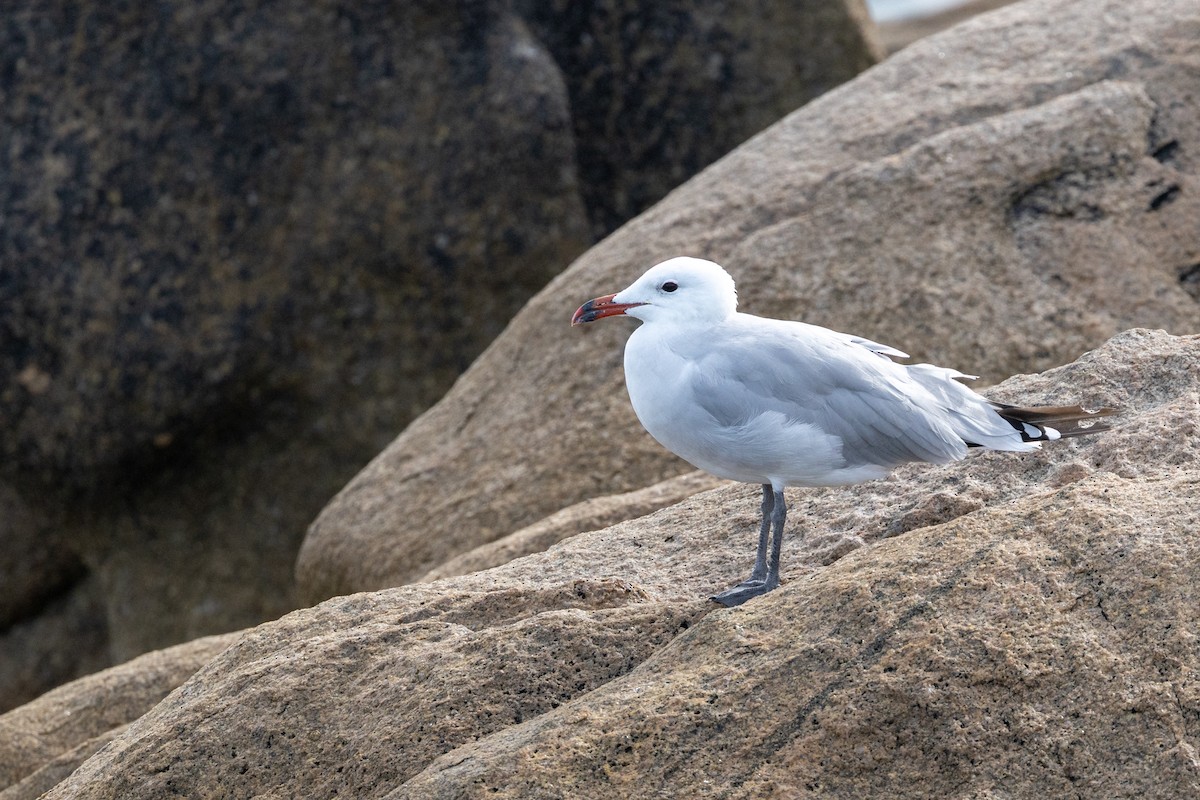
[571, 293, 646, 326]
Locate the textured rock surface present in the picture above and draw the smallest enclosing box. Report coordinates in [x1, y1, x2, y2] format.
[0, 484, 105, 714]
[0, 729, 125, 800]
[0, 727, 125, 800]
[0, 485, 74, 632]
[0, 633, 236, 794]
[0, 0, 590, 486]
[299, 0, 1200, 602]
[397, 476, 1200, 799]
[26, 329, 1200, 798]
[516, 0, 883, 237]
[0, 0, 876, 698]
[419, 471, 728, 582]
[0, 0, 584, 687]
[0, 577, 108, 718]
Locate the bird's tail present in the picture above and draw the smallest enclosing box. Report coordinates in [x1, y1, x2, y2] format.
[987, 403, 1117, 443]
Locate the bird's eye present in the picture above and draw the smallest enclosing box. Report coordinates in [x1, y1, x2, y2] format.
[661, 281, 679, 293]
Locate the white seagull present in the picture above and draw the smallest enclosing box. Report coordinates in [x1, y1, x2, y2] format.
[571, 257, 1113, 607]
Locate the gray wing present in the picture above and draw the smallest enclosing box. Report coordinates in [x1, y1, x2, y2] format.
[685, 321, 967, 470]
[847, 334, 909, 360]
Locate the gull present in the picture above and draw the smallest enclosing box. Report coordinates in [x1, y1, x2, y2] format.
[571, 257, 1114, 607]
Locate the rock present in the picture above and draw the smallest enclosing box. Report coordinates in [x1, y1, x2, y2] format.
[396, 481, 1200, 799]
[299, 0, 1200, 602]
[0, 727, 125, 800]
[0, 633, 237, 793]
[516, 0, 884, 237]
[418, 471, 728, 582]
[28, 329, 1200, 798]
[0, 0, 879, 697]
[0, 0, 589, 486]
[41, 589, 711, 799]
[0, 484, 77, 632]
[0, 0, 586, 677]
[0, 577, 109, 717]
[0, 482, 99, 714]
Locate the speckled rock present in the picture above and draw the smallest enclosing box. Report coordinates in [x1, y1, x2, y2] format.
[395, 473, 1200, 799]
[419, 471, 728, 583]
[0, 484, 102, 713]
[0, 727, 126, 800]
[26, 329, 1200, 798]
[0, 633, 237, 795]
[0, 0, 588, 685]
[1, 0, 590, 486]
[0, 574, 108, 718]
[41, 589, 710, 799]
[299, 0, 1200, 602]
[516, 0, 883, 237]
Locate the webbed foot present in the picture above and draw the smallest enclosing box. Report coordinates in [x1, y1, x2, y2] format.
[710, 577, 779, 607]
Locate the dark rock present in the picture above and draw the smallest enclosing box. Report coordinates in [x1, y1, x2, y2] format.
[0, 576, 108, 717]
[0, 0, 588, 680]
[0, 483, 78, 632]
[0, 0, 588, 486]
[517, 0, 883, 236]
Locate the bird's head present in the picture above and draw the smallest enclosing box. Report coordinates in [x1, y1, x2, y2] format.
[571, 257, 739, 327]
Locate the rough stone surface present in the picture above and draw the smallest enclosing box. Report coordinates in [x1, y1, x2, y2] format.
[0, 727, 124, 800]
[0, 576, 109, 718]
[24, 329, 1200, 798]
[0, 0, 879, 700]
[0, 633, 237, 793]
[0, 0, 585, 682]
[0, 484, 104, 714]
[516, 0, 883, 237]
[0, 484, 75, 632]
[299, 0, 1200, 602]
[419, 471, 727, 583]
[398, 478, 1200, 799]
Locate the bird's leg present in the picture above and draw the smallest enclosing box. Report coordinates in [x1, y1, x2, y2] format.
[763, 488, 786, 591]
[711, 485, 784, 607]
[748, 484, 774, 582]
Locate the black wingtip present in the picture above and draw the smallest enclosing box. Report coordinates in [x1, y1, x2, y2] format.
[994, 404, 1117, 442]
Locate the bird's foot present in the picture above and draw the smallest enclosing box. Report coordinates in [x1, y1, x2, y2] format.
[710, 577, 779, 608]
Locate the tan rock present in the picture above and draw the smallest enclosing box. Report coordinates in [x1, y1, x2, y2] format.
[0, 633, 237, 792]
[299, 0, 1200, 602]
[36, 330, 1200, 798]
[396, 471, 1200, 799]
[0, 727, 124, 800]
[418, 471, 728, 583]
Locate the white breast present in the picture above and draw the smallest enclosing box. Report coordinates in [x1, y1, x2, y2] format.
[621, 320, 891, 487]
